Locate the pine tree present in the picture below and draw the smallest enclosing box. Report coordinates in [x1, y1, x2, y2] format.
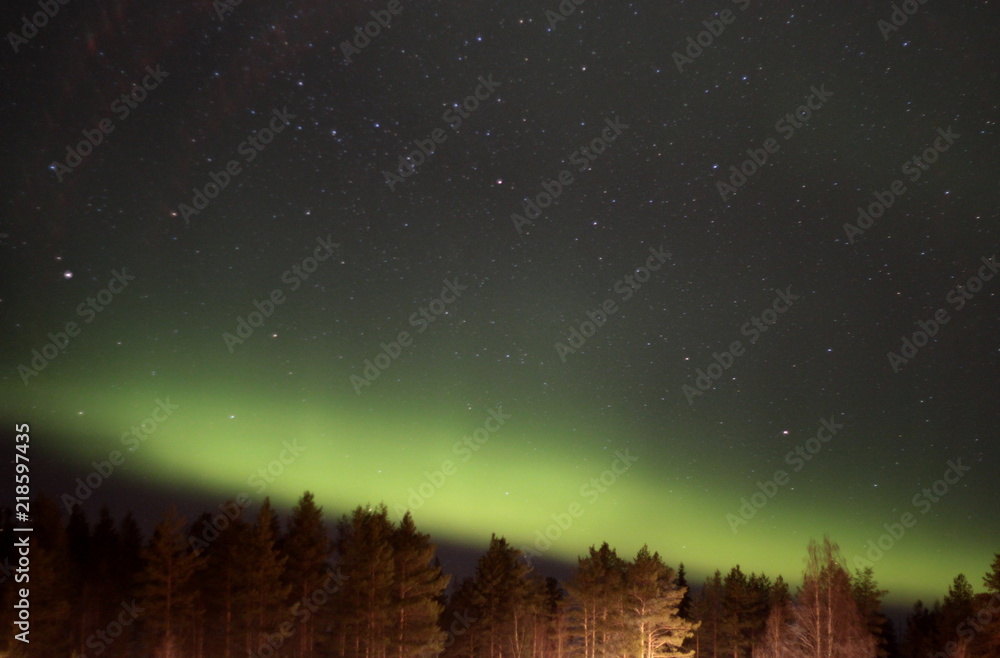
[390, 511, 450, 658]
[469, 534, 536, 658]
[570, 542, 628, 658]
[332, 504, 395, 658]
[194, 504, 252, 658]
[22, 494, 74, 657]
[244, 498, 291, 656]
[89, 508, 119, 635]
[281, 491, 332, 658]
[625, 545, 698, 658]
[114, 511, 145, 657]
[119, 511, 145, 578]
[138, 507, 205, 658]
[900, 600, 940, 658]
[86, 506, 137, 658]
[693, 571, 724, 658]
[66, 504, 92, 654]
[748, 573, 774, 645]
[539, 576, 570, 658]
[720, 565, 756, 657]
[442, 576, 482, 658]
[982, 553, 1000, 656]
[522, 574, 552, 658]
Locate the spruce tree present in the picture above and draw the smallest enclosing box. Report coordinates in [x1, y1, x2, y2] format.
[984, 553, 1000, 594]
[852, 567, 890, 658]
[693, 571, 724, 658]
[676, 563, 692, 620]
[938, 574, 975, 656]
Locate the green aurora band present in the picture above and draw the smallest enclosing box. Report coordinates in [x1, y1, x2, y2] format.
[6, 365, 990, 607]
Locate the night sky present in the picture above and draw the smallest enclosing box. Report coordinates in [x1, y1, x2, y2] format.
[2, 0, 998, 606]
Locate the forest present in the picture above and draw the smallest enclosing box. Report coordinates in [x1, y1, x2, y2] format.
[1, 492, 998, 658]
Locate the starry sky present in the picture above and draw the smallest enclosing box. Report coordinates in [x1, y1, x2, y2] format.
[2, 0, 998, 606]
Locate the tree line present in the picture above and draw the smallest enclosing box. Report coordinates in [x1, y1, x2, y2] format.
[0, 492, 998, 657]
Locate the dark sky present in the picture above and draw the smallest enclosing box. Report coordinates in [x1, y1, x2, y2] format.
[2, 0, 998, 605]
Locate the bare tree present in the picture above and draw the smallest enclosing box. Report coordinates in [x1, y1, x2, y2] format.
[782, 537, 877, 658]
[754, 577, 792, 658]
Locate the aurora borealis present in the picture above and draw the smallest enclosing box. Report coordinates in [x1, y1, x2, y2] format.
[2, 0, 999, 612]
